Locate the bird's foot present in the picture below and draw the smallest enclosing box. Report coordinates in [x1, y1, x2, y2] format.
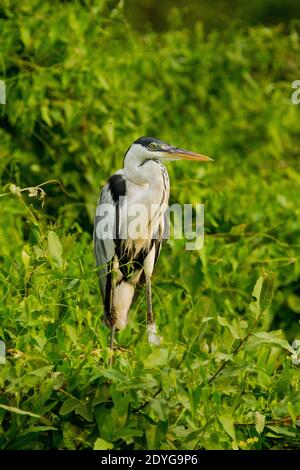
[147, 323, 163, 346]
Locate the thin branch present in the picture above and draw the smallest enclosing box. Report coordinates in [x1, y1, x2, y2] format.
[235, 415, 300, 427]
[0, 179, 72, 198]
[208, 309, 264, 384]
[132, 387, 163, 413]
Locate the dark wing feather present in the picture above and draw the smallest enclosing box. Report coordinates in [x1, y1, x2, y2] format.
[93, 170, 126, 315]
[153, 209, 167, 266]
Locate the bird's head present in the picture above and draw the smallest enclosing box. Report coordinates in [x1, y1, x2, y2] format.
[125, 136, 213, 164]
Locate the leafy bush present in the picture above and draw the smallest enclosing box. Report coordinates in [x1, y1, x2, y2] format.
[0, 0, 300, 450]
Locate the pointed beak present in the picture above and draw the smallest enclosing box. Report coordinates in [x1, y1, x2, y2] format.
[164, 147, 213, 162]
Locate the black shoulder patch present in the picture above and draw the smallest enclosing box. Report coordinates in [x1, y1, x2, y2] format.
[108, 174, 126, 203]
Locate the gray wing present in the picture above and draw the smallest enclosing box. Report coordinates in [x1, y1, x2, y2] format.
[93, 185, 115, 301]
[93, 170, 126, 314]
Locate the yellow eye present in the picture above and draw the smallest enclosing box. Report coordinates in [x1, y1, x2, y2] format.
[149, 142, 158, 150]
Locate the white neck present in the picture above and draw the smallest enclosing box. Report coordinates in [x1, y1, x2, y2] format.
[122, 145, 170, 245]
[124, 146, 165, 186]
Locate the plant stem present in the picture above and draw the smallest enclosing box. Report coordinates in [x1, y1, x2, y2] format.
[208, 311, 264, 384]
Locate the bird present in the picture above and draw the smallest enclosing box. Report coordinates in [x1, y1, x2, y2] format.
[94, 136, 212, 356]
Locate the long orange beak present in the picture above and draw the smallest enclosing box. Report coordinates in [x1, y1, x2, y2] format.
[171, 148, 213, 162]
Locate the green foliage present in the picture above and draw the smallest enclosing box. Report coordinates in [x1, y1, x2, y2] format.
[125, 0, 300, 32]
[0, 0, 300, 450]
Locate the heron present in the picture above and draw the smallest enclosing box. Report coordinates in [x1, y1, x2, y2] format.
[94, 136, 212, 356]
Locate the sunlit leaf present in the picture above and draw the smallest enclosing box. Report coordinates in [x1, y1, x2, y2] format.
[48, 231, 64, 269]
[93, 438, 113, 450]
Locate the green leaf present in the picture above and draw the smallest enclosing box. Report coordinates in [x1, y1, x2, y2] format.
[111, 390, 130, 416]
[48, 231, 63, 269]
[252, 276, 263, 302]
[219, 414, 236, 441]
[266, 425, 296, 437]
[287, 294, 300, 314]
[217, 316, 240, 339]
[259, 272, 276, 310]
[21, 245, 31, 268]
[59, 398, 80, 416]
[0, 404, 41, 418]
[93, 438, 113, 450]
[149, 398, 169, 421]
[64, 324, 79, 347]
[255, 411, 266, 434]
[252, 332, 294, 353]
[143, 348, 168, 368]
[189, 385, 202, 417]
[103, 121, 115, 144]
[101, 369, 130, 383]
[251, 272, 275, 318]
[41, 106, 53, 127]
[287, 401, 297, 425]
[20, 27, 31, 47]
[75, 404, 93, 422]
[145, 422, 168, 450]
[21, 426, 58, 436]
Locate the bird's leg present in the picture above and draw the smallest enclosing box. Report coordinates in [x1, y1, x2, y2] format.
[109, 324, 115, 366]
[108, 256, 118, 364]
[146, 275, 154, 326]
[146, 275, 162, 346]
[144, 246, 162, 346]
[108, 296, 117, 365]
